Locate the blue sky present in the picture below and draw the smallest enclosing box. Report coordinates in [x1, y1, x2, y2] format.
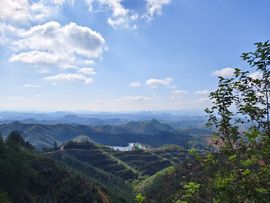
[0, 0, 269, 112]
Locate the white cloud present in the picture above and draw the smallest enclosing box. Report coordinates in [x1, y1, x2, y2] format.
[1, 0, 172, 87]
[44, 73, 93, 84]
[146, 77, 173, 88]
[0, 0, 60, 24]
[195, 89, 210, 95]
[0, 23, 24, 46]
[0, 0, 29, 23]
[145, 0, 171, 19]
[12, 21, 105, 61]
[100, 0, 128, 17]
[10, 51, 73, 66]
[83, 60, 94, 65]
[24, 84, 40, 88]
[213, 67, 235, 77]
[53, 0, 68, 5]
[7, 21, 105, 83]
[85, 0, 94, 11]
[78, 67, 96, 75]
[84, 0, 171, 29]
[108, 17, 129, 29]
[85, 0, 139, 29]
[129, 81, 141, 87]
[83, 0, 171, 29]
[115, 96, 150, 102]
[249, 71, 263, 80]
[0, 0, 170, 31]
[172, 89, 187, 95]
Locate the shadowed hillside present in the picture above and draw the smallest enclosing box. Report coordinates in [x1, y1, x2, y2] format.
[0, 132, 112, 203]
[0, 119, 209, 149]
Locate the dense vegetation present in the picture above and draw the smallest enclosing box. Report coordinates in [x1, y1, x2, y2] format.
[0, 129, 194, 203]
[136, 42, 270, 203]
[179, 41, 270, 203]
[0, 131, 112, 203]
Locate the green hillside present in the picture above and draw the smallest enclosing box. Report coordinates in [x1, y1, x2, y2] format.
[0, 127, 207, 203]
[49, 151, 134, 203]
[46, 140, 191, 202]
[0, 132, 111, 203]
[112, 145, 187, 176]
[133, 161, 205, 203]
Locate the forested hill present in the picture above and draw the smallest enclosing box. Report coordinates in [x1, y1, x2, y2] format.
[0, 132, 112, 203]
[0, 131, 191, 203]
[0, 119, 209, 150]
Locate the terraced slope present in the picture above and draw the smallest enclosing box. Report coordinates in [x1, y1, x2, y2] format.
[63, 141, 139, 179]
[49, 151, 134, 203]
[51, 141, 187, 179]
[112, 145, 188, 176]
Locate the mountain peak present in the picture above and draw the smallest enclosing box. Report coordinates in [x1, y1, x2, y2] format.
[149, 119, 160, 125]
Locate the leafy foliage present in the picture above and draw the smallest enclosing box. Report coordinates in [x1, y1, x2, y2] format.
[135, 193, 145, 203]
[179, 41, 270, 202]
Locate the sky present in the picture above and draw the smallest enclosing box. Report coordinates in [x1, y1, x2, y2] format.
[0, 0, 269, 112]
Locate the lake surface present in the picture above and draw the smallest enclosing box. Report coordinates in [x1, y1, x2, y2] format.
[109, 143, 145, 151]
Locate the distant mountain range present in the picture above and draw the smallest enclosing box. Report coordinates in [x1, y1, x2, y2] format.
[0, 119, 210, 150]
[0, 111, 207, 126]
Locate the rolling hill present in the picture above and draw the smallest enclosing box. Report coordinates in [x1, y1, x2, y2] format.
[0, 135, 112, 203]
[0, 129, 206, 203]
[0, 119, 209, 149]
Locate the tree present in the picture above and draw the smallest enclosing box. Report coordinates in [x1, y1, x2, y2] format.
[179, 41, 270, 202]
[5, 131, 25, 148]
[0, 131, 32, 202]
[25, 141, 34, 151]
[241, 41, 270, 135]
[0, 132, 5, 154]
[135, 193, 145, 203]
[206, 41, 270, 202]
[0, 192, 11, 203]
[53, 141, 58, 150]
[5, 131, 33, 151]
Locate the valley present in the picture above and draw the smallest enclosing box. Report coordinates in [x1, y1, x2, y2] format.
[0, 112, 210, 203]
[0, 1, 269, 201]
[0, 114, 210, 150]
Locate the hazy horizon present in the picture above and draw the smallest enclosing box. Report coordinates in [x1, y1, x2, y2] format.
[0, 109, 207, 117]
